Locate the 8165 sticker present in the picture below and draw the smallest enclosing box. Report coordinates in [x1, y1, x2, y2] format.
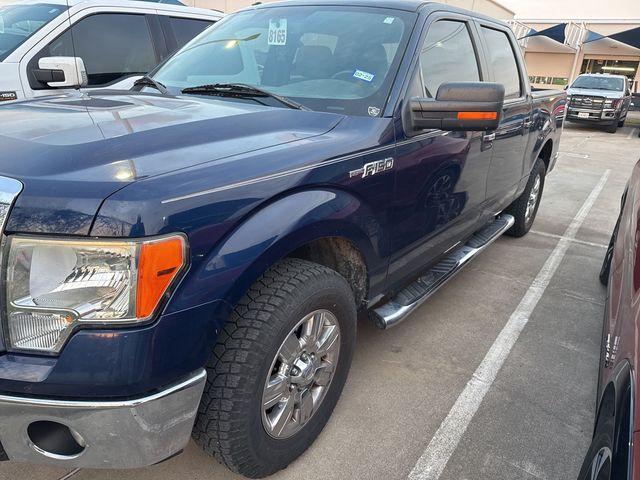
[268, 19, 287, 45]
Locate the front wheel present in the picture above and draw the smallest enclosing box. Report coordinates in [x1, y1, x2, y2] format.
[504, 157, 546, 237]
[193, 258, 357, 478]
[605, 122, 618, 134]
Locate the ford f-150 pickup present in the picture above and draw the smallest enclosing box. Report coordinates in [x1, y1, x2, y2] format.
[566, 73, 632, 133]
[0, 1, 565, 478]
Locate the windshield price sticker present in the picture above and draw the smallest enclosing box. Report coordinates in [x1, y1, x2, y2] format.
[353, 70, 375, 82]
[268, 19, 288, 46]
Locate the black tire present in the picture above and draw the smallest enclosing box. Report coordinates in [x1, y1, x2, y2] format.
[605, 122, 618, 134]
[599, 228, 617, 286]
[617, 118, 625, 128]
[504, 157, 546, 238]
[577, 412, 614, 480]
[193, 258, 357, 478]
[600, 193, 625, 286]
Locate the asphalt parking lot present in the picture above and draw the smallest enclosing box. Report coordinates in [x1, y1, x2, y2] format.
[1, 117, 639, 480]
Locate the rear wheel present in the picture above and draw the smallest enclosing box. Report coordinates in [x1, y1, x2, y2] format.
[504, 157, 546, 238]
[193, 258, 357, 478]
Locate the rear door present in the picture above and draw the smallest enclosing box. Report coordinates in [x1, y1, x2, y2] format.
[475, 23, 532, 210]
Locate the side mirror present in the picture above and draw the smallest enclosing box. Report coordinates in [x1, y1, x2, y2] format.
[408, 82, 504, 132]
[564, 85, 569, 90]
[35, 57, 87, 88]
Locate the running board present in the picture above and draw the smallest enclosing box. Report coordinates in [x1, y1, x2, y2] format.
[371, 214, 515, 329]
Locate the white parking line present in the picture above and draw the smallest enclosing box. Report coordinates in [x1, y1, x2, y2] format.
[530, 229, 608, 249]
[559, 152, 590, 159]
[628, 128, 638, 140]
[407, 169, 611, 480]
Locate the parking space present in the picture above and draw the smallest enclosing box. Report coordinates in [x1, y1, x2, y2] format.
[2, 118, 639, 480]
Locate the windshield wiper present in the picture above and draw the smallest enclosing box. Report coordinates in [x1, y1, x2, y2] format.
[181, 83, 307, 110]
[133, 76, 169, 95]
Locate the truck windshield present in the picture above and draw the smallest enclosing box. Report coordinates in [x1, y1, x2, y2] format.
[571, 76, 624, 92]
[0, 3, 66, 62]
[152, 6, 415, 116]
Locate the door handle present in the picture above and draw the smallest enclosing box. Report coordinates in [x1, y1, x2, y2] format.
[523, 119, 533, 129]
[483, 133, 496, 142]
[481, 132, 495, 151]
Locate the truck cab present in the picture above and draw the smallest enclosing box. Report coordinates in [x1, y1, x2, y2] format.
[0, 0, 222, 103]
[566, 73, 633, 133]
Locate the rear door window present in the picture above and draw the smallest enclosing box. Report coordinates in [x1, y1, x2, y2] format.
[169, 17, 212, 50]
[480, 26, 521, 100]
[419, 20, 480, 98]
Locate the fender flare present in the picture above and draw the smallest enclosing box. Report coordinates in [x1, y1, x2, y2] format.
[593, 359, 634, 475]
[167, 188, 385, 316]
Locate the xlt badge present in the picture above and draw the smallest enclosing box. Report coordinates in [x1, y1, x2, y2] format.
[350, 158, 394, 179]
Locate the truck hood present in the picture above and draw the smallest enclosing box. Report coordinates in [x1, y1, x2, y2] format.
[566, 87, 623, 99]
[0, 91, 344, 235]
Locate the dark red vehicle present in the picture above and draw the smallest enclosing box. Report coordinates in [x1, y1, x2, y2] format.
[578, 162, 640, 480]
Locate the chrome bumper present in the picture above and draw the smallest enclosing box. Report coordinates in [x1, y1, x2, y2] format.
[0, 369, 206, 469]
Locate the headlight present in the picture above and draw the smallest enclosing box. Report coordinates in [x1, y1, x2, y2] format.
[4, 235, 187, 353]
[604, 99, 622, 109]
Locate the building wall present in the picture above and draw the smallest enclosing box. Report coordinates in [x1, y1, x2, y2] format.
[524, 52, 574, 78]
[502, 0, 637, 20]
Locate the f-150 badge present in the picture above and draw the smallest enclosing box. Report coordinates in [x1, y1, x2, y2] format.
[350, 158, 394, 179]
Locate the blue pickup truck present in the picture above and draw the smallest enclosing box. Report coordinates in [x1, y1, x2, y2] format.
[0, 1, 565, 477]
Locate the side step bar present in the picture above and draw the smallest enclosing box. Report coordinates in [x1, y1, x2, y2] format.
[371, 214, 515, 329]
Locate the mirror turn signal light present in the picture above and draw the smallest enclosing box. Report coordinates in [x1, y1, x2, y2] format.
[457, 111, 498, 120]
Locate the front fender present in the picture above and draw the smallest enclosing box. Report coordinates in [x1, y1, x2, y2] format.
[166, 188, 386, 318]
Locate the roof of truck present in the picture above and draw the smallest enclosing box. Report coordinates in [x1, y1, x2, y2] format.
[251, 0, 431, 13]
[8, 0, 223, 16]
[576, 73, 628, 79]
[249, 0, 507, 24]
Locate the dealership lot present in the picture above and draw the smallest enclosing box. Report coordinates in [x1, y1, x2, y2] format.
[1, 119, 638, 480]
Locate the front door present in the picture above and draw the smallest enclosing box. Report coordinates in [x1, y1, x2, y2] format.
[387, 17, 494, 288]
[477, 25, 532, 210]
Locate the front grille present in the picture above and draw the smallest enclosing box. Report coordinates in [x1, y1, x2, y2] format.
[570, 95, 605, 111]
[0, 177, 24, 353]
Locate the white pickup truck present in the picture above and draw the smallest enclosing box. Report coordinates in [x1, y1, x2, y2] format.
[0, 0, 222, 103]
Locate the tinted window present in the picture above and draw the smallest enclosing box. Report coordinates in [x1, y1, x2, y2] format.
[419, 21, 479, 98]
[153, 6, 415, 116]
[42, 13, 157, 86]
[481, 27, 521, 99]
[170, 17, 212, 49]
[0, 3, 66, 61]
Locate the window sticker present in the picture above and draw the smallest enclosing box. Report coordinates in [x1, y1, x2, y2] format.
[268, 19, 288, 46]
[353, 70, 375, 82]
[383, 17, 395, 24]
[368, 106, 381, 117]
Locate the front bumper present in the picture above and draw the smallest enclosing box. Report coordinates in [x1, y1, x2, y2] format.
[0, 369, 205, 469]
[566, 108, 619, 125]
